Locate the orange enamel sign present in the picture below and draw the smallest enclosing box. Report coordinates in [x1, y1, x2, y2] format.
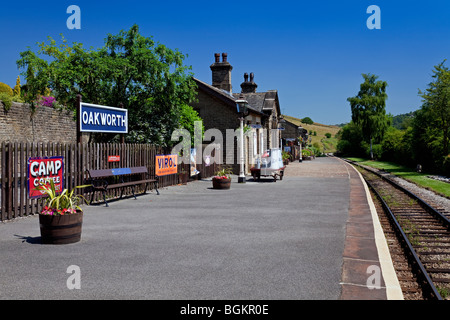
[155, 155, 178, 176]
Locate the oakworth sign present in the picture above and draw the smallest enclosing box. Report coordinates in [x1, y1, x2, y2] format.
[79, 102, 128, 134]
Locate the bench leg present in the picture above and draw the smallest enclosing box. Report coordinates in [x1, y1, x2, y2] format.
[90, 191, 95, 205]
[103, 191, 109, 207]
[143, 182, 148, 194]
[131, 185, 137, 200]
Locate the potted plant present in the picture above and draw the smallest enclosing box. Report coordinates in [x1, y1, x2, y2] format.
[282, 151, 290, 165]
[302, 149, 312, 160]
[212, 167, 232, 190]
[38, 180, 89, 245]
[178, 167, 189, 185]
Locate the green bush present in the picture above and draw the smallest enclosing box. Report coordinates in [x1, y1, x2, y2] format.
[325, 132, 332, 139]
[302, 149, 311, 157]
[0, 92, 13, 110]
[302, 117, 314, 125]
[443, 155, 450, 176]
[0, 82, 13, 96]
[12, 95, 24, 103]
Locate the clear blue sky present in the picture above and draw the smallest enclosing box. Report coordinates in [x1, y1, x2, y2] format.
[1, 0, 450, 125]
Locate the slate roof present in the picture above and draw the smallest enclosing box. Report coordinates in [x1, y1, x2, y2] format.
[232, 90, 280, 115]
[193, 78, 266, 116]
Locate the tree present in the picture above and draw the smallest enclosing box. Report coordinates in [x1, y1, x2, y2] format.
[418, 60, 450, 161]
[13, 76, 21, 97]
[336, 121, 364, 156]
[347, 74, 389, 159]
[301, 117, 314, 125]
[16, 25, 199, 146]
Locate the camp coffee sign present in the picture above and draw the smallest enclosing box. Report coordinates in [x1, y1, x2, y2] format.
[28, 156, 64, 199]
[80, 102, 128, 133]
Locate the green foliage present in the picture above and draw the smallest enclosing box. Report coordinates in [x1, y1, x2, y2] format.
[414, 60, 450, 173]
[348, 158, 450, 198]
[368, 143, 383, 160]
[37, 180, 90, 214]
[309, 145, 322, 157]
[301, 117, 314, 125]
[347, 74, 389, 159]
[214, 166, 232, 178]
[443, 155, 450, 176]
[13, 76, 21, 97]
[0, 82, 13, 96]
[178, 104, 204, 146]
[336, 121, 365, 156]
[392, 111, 414, 130]
[325, 132, 331, 139]
[16, 25, 198, 146]
[0, 92, 13, 110]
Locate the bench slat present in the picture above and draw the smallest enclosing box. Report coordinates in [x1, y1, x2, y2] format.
[89, 169, 113, 178]
[99, 179, 157, 189]
[87, 166, 159, 207]
[129, 166, 148, 174]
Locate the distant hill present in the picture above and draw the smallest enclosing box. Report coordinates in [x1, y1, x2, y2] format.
[282, 115, 341, 153]
[392, 111, 415, 130]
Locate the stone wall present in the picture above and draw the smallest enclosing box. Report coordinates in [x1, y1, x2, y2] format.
[192, 90, 240, 169]
[282, 120, 300, 140]
[0, 101, 77, 143]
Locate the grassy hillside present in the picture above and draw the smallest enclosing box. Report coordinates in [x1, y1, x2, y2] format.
[282, 115, 341, 153]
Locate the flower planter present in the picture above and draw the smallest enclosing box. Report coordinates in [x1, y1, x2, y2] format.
[179, 173, 189, 185]
[212, 178, 231, 189]
[39, 210, 83, 245]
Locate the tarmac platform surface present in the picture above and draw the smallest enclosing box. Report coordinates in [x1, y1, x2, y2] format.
[0, 156, 402, 300]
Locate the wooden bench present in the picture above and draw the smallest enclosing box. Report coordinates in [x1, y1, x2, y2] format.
[86, 166, 159, 207]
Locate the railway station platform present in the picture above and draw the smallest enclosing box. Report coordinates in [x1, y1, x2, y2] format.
[284, 157, 403, 300]
[0, 156, 402, 300]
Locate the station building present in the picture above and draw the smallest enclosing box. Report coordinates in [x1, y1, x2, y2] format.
[191, 53, 283, 174]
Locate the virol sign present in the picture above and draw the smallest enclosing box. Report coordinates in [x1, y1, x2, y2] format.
[28, 157, 64, 198]
[80, 102, 128, 133]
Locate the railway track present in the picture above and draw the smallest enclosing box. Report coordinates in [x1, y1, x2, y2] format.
[346, 160, 450, 300]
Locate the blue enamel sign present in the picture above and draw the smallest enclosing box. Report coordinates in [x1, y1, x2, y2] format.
[80, 102, 128, 133]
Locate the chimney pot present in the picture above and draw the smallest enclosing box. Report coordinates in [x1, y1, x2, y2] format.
[210, 52, 232, 93]
[240, 72, 257, 93]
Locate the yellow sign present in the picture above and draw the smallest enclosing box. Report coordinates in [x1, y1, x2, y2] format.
[155, 155, 178, 176]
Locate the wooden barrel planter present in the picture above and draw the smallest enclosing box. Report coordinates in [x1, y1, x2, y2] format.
[179, 173, 189, 185]
[212, 178, 231, 189]
[39, 211, 83, 245]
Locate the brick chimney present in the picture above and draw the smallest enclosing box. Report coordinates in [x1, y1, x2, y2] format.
[240, 72, 257, 93]
[210, 53, 233, 93]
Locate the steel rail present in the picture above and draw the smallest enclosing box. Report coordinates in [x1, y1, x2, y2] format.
[364, 178, 443, 300]
[344, 159, 450, 229]
[342, 159, 446, 299]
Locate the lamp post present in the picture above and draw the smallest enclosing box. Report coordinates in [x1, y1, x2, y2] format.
[236, 98, 249, 183]
[278, 116, 286, 149]
[298, 126, 303, 162]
